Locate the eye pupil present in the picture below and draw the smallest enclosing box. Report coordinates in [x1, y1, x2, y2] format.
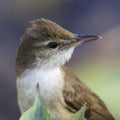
[48, 42, 58, 49]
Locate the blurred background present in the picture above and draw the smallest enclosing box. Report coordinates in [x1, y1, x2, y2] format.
[0, 0, 120, 120]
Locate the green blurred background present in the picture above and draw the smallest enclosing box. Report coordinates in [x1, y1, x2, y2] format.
[0, 0, 120, 120]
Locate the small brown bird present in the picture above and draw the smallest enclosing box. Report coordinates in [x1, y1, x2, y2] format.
[16, 18, 114, 120]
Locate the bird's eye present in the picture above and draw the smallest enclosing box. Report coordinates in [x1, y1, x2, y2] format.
[48, 42, 58, 49]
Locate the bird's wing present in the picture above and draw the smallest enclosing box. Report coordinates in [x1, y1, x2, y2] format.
[62, 66, 114, 120]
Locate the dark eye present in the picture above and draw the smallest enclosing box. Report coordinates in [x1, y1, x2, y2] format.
[48, 42, 58, 49]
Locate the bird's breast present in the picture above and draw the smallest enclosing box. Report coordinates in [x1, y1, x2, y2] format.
[17, 67, 65, 112]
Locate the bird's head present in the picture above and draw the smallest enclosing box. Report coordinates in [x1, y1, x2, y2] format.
[16, 18, 100, 75]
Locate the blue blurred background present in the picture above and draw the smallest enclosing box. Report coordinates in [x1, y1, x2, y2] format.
[0, 0, 120, 120]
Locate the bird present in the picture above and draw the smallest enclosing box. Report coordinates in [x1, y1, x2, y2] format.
[16, 18, 114, 120]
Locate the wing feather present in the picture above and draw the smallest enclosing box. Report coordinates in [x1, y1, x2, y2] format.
[62, 66, 114, 120]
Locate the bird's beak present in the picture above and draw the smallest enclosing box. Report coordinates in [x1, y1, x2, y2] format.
[60, 34, 102, 50]
[75, 34, 101, 43]
[69, 34, 101, 47]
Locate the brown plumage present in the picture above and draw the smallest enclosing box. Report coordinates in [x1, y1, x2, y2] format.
[62, 66, 114, 120]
